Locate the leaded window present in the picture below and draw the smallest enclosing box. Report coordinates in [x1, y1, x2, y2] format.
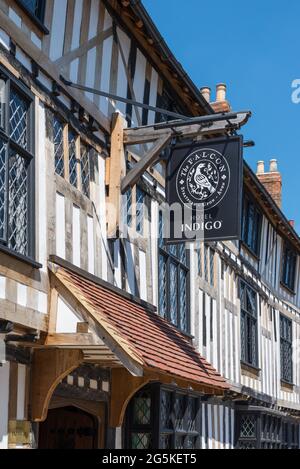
[124, 188, 133, 228]
[236, 411, 299, 450]
[18, 0, 46, 22]
[240, 281, 258, 367]
[280, 315, 293, 384]
[53, 116, 64, 177]
[53, 116, 92, 199]
[204, 244, 209, 282]
[68, 131, 77, 188]
[0, 69, 34, 258]
[126, 385, 202, 450]
[160, 391, 201, 450]
[136, 187, 145, 235]
[236, 413, 258, 450]
[159, 213, 190, 333]
[197, 243, 215, 286]
[80, 143, 91, 198]
[242, 196, 262, 255]
[128, 390, 153, 450]
[281, 244, 297, 292]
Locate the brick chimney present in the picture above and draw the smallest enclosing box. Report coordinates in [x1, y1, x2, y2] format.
[256, 159, 282, 208]
[200, 83, 231, 113]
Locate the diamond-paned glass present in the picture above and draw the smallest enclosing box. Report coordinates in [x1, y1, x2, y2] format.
[209, 248, 215, 286]
[8, 151, 29, 255]
[174, 395, 185, 431]
[179, 269, 187, 331]
[169, 244, 177, 257]
[240, 282, 258, 367]
[0, 74, 33, 259]
[53, 117, 64, 177]
[238, 441, 256, 450]
[240, 416, 256, 438]
[241, 312, 246, 363]
[20, 0, 45, 20]
[186, 436, 197, 449]
[136, 187, 145, 235]
[133, 393, 151, 426]
[161, 391, 172, 430]
[0, 79, 6, 130]
[280, 315, 293, 383]
[197, 243, 202, 277]
[204, 244, 209, 282]
[158, 212, 189, 333]
[68, 131, 77, 188]
[128, 386, 202, 451]
[10, 89, 29, 150]
[0, 140, 7, 240]
[187, 398, 197, 433]
[159, 254, 167, 319]
[80, 143, 90, 198]
[178, 243, 187, 265]
[131, 433, 151, 450]
[175, 435, 185, 450]
[125, 188, 133, 228]
[161, 434, 172, 449]
[170, 262, 178, 326]
[159, 211, 164, 248]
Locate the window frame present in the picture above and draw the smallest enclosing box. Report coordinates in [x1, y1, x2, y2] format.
[240, 281, 259, 369]
[235, 410, 299, 450]
[281, 243, 297, 293]
[0, 65, 36, 262]
[15, 0, 49, 34]
[158, 213, 191, 334]
[242, 195, 262, 257]
[280, 314, 293, 385]
[52, 114, 92, 199]
[125, 384, 202, 450]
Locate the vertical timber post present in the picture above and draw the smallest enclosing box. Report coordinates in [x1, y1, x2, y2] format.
[106, 112, 127, 238]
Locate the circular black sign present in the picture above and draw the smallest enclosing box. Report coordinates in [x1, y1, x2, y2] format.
[176, 147, 231, 209]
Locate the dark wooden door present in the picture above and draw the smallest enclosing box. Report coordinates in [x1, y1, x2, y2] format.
[39, 407, 98, 449]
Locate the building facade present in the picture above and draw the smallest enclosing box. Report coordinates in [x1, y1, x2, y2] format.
[0, 0, 298, 450]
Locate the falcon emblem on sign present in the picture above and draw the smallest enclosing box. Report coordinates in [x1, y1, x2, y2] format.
[176, 148, 231, 209]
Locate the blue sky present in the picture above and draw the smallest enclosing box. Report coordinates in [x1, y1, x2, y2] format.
[143, 0, 300, 232]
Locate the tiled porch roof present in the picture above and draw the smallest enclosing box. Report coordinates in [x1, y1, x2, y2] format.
[49, 260, 229, 394]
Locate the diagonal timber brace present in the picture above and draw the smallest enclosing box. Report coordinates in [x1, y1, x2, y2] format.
[121, 131, 172, 194]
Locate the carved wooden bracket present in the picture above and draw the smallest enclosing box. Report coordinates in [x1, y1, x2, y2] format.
[30, 349, 83, 422]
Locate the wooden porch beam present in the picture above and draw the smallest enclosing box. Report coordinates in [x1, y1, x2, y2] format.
[45, 333, 104, 347]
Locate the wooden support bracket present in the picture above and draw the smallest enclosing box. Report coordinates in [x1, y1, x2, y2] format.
[31, 349, 83, 422]
[121, 112, 250, 193]
[121, 131, 172, 194]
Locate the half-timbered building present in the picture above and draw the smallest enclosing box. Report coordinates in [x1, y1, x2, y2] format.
[0, 0, 299, 450]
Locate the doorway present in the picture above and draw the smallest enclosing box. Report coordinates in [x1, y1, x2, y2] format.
[39, 407, 98, 449]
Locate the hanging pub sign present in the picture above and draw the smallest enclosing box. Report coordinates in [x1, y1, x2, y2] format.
[165, 135, 243, 244]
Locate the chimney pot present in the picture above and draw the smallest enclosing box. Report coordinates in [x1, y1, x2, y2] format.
[257, 159, 282, 208]
[200, 87, 211, 103]
[216, 83, 227, 102]
[257, 161, 265, 175]
[270, 159, 278, 172]
[289, 220, 295, 228]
